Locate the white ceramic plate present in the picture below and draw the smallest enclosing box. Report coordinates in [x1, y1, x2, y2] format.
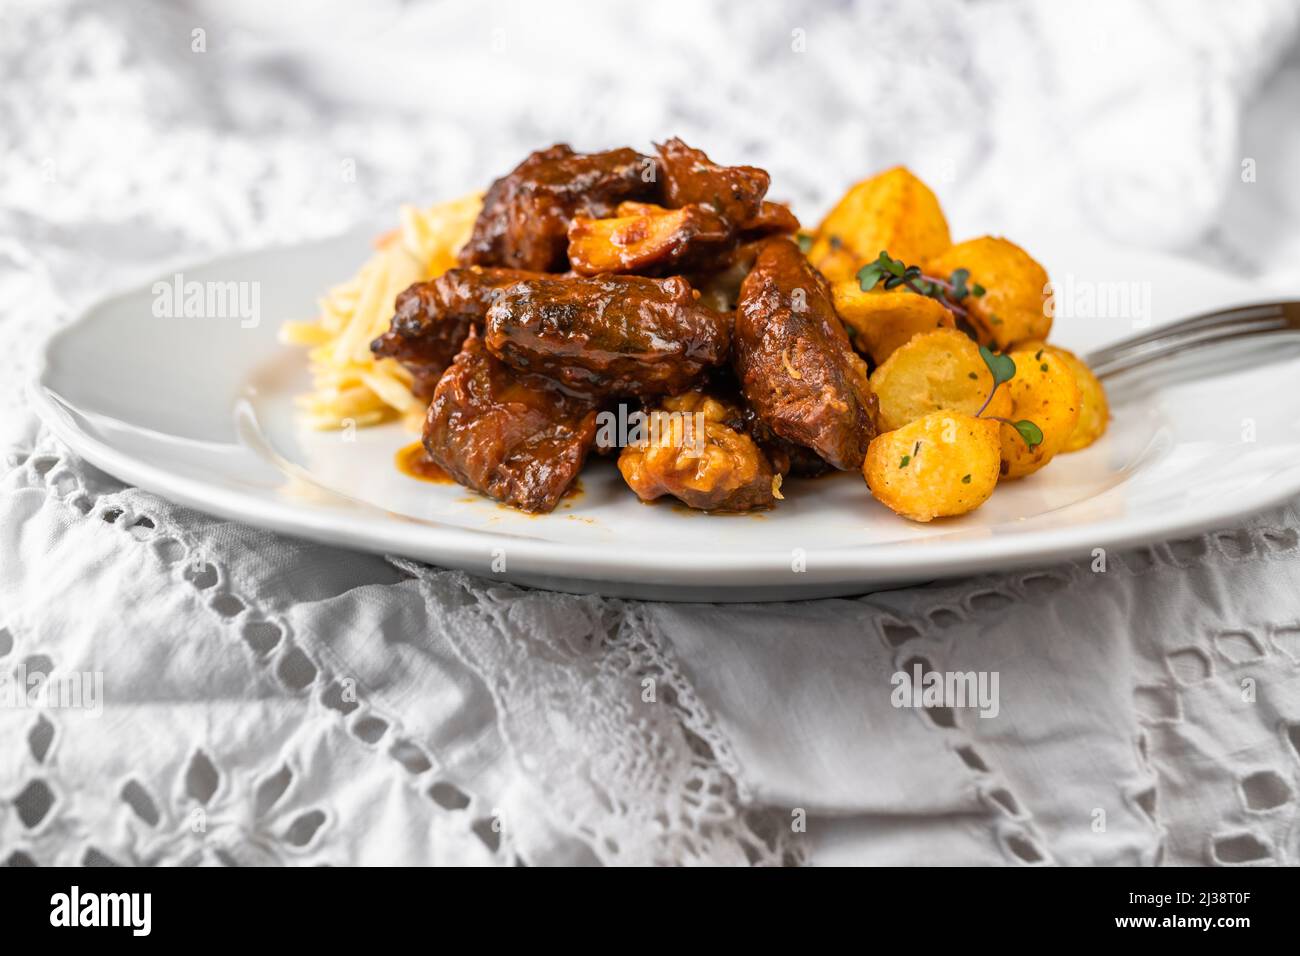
[30, 227, 1300, 601]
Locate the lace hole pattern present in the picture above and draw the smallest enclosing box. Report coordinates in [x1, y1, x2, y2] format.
[1, 443, 516, 867]
[8, 433, 1300, 865]
[869, 521, 1300, 866]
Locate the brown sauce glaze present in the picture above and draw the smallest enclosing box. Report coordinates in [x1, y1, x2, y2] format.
[395, 441, 453, 484]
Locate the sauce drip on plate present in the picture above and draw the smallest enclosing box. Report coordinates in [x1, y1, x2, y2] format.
[395, 441, 453, 484]
[396, 440, 584, 505]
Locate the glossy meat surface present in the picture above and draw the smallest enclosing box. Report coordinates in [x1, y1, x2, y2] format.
[740, 200, 801, 239]
[740, 405, 835, 478]
[654, 137, 770, 229]
[483, 274, 729, 398]
[697, 366, 834, 478]
[423, 331, 597, 513]
[371, 267, 540, 400]
[618, 391, 779, 512]
[380, 138, 875, 512]
[459, 144, 655, 272]
[733, 238, 878, 470]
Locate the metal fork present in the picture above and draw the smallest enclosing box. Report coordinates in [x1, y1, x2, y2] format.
[1084, 301, 1300, 379]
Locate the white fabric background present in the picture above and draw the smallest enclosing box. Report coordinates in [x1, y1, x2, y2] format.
[3, 0, 1300, 866]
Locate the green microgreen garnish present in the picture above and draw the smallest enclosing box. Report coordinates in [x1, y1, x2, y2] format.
[979, 345, 1016, 388]
[796, 232, 814, 254]
[984, 417, 1046, 450]
[1008, 420, 1044, 449]
[949, 268, 971, 300]
[853, 251, 1046, 455]
[856, 264, 881, 292]
[855, 251, 975, 320]
[974, 347, 1044, 449]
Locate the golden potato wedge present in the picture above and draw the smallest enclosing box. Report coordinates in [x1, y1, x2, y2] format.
[809, 167, 952, 283]
[1045, 346, 1109, 452]
[864, 412, 1001, 522]
[997, 347, 1081, 479]
[805, 234, 861, 285]
[925, 237, 1051, 350]
[831, 283, 955, 365]
[615, 201, 665, 217]
[869, 328, 1012, 432]
[568, 202, 728, 275]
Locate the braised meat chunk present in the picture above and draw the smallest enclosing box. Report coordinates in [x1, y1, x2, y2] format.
[733, 238, 878, 470]
[741, 406, 835, 478]
[371, 138, 889, 514]
[618, 391, 780, 512]
[567, 202, 731, 276]
[685, 237, 766, 312]
[693, 366, 833, 478]
[654, 137, 770, 229]
[371, 267, 541, 400]
[483, 274, 729, 398]
[740, 200, 801, 239]
[459, 144, 655, 272]
[565, 137, 793, 278]
[423, 331, 597, 513]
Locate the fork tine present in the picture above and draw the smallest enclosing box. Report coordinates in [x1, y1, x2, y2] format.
[1086, 317, 1289, 369]
[1085, 303, 1290, 366]
[1090, 320, 1299, 378]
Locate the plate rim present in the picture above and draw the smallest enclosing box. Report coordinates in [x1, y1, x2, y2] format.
[28, 378, 1300, 592]
[28, 232, 1300, 597]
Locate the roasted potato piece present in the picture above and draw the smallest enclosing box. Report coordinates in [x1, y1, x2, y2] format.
[868, 328, 1012, 432]
[864, 412, 1001, 522]
[925, 237, 1051, 351]
[615, 201, 664, 217]
[805, 235, 860, 287]
[998, 347, 1081, 479]
[567, 202, 730, 276]
[831, 283, 955, 365]
[809, 167, 952, 283]
[1058, 352, 1108, 452]
[1041, 345, 1108, 452]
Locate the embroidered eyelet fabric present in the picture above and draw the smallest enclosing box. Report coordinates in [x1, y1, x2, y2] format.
[3, 0, 1300, 866]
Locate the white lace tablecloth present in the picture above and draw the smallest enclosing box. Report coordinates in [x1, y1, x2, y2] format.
[4, 0, 1300, 866]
